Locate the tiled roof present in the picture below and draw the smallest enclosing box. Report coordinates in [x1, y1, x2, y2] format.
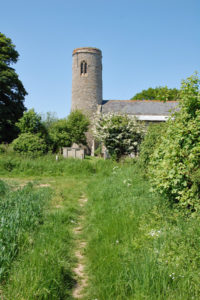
[101, 100, 179, 116]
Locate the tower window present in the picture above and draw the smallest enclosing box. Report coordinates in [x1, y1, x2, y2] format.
[80, 61, 87, 75]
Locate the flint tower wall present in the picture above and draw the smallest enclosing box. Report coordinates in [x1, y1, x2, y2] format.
[71, 47, 102, 116]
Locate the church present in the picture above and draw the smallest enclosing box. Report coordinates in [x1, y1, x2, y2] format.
[71, 47, 179, 122]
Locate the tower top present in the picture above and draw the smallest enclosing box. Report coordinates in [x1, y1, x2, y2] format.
[72, 47, 102, 56]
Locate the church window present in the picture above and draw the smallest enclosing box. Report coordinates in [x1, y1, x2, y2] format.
[81, 61, 87, 75]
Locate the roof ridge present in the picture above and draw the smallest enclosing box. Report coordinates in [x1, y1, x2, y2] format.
[102, 100, 179, 103]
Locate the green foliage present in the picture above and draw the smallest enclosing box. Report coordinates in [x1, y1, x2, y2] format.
[12, 133, 47, 156]
[93, 113, 145, 160]
[0, 157, 200, 298]
[139, 123, 165, 168]
[94, 145, 102, 157]
[149, 74, 200, 211]
[85, 163, 200, 299]
[0, 32, 27, 143]
[16, 109, 47, 138]
[48, 118, 71, 151]
[67, 110, 90, 145]
[48, 110, 89, 151]
[0, 179, 7, 196]
[0, 182, 51, 280]
[12, 110, 89, 154]
[131, 86, 180, 101]
[0, 143, 13, 154]
[0, 144, 6, 153]
[41, 111, 58, 129]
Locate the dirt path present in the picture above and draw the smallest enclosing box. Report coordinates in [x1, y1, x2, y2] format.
[72, 197, 88, 299]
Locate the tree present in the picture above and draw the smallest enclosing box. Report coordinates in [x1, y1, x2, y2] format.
[0, 32, 27, 143]
[48, 118, 71, 152]
[48, 110, 90, 152]
[67, 110, 90, 145]
[131, 86, 180, 101]
[41, 112, 58, 129]
[93, 113, 145, 160]
[16, 109, 47, 138]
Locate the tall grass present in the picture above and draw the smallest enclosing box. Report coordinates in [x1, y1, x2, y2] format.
[1, 154, 199, 299]
[0, 180, 51, 281]
[2, 177, 86, 299]
[0, 153, 117, 179]
[85, 163, 200, 299]
[0, 153, 96, 177]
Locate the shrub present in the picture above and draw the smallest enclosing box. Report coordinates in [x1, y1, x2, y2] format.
[0, 144, 6, 153]
[48, 110, 90, 152]
[139, 123, 165, 168]
[12, 133, 47, 156]
[16, 109, 47, 138]
[149, 74, 200, 211]
[93, 113, 145, 160]
[67, 110, 90, 145]
[48, 119, 71, 152]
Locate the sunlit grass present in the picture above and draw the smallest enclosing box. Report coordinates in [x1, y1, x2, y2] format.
[2, 177, 87, 299]
[0, 154, 199, 299]
[85, 164, 200, 299]
[0, 181, 51, 281]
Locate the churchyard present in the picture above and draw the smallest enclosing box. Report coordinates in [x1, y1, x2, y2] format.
[0, 153, 199, 299]
[1, 31, 200, 299]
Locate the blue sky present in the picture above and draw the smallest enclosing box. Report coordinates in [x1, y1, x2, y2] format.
[1, 0, 199, 118]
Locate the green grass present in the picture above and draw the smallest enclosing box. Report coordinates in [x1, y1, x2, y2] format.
[0, 180, 51, 281]
[85, 163, 200, 299]
[0, 153, 96, 177]
[0, 154, 92, 299]
[0, 154, 199, 299]
[3, 178, 85, 300]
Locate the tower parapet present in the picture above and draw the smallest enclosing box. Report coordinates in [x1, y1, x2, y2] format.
[71, 47, 102, 116]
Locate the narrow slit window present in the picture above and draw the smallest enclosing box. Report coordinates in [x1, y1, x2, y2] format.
[81, 61, 87, 75]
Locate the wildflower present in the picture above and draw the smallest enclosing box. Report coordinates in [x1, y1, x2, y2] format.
[113, 166, 118, 170]
[169, 273, 175, 279]
[149, 229, 161, 237]
[116, 240, 119, 244]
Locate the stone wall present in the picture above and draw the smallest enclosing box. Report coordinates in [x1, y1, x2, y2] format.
[62, 147, 85, 159]
[71, 47, 102, 117]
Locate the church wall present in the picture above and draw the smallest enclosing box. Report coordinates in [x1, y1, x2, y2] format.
[71, 48, 102, 117]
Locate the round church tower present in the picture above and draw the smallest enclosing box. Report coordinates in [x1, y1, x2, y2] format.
[71, 47, 102, 116]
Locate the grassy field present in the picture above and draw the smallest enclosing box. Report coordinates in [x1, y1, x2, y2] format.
[85, 163, 200, 300]
[0, 154, 199, 299]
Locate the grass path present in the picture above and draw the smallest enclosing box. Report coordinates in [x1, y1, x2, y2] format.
[0, 157, 200, 299]
[0, 176, 88, 299]
[72, 197, 88, 299]
[84, 163, 200, 299]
